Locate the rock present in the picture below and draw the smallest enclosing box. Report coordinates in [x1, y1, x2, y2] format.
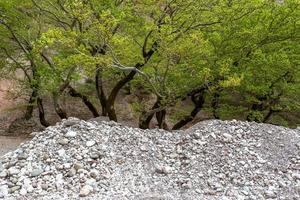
[58, 148, 66, 157]
[9, 186, 21, 193]
[41, 184, 48, 190]
[30, 168, 43, 177]
[89, 169, 99, 178]
[8, 167, 20, 176]
[223, 133, 233, 142]
[86, 140, 96, 147]
[292, 173, 300, 180]
[0, 170, 8, 178]
[19, 188, 27, 195]
[79, 185, 93, 197]
[0, 118, 299, 199]
[155, 165, 173, 174]
[17, 153, 28, 160]
[67, 168, 76, 177]
[90, 152, 100, 159]
[264, 189, 277, 198]
[0, 185, 9, 198]
[62, 119, 79, 127]
[65, 130, 77, 138]
[193, 132, 201, 139]
[58, 138, 69, 145]
[74, 162, 84, 171]
[0, 162, 3, 172]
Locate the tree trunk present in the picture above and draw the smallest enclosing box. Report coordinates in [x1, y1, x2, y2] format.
[211, 88, 222, 119]
[103, 41, 158, 121]
[139, 101, 159, 129]
[24, 89, 38, 120]
[52, 93, 67, 119]
[36, 97, 50, 127]
[68, 86, 100, 117]
[95, 67, 107, 116]
[172, 90, 206, 130]
[106, 67, 140, 121]
[156, 109, 168, 129]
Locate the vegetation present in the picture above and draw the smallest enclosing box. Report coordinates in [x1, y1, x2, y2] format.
[0, 0, 299, 130]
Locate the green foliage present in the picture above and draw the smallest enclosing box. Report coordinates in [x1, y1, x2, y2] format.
[0, 0, 299, 127]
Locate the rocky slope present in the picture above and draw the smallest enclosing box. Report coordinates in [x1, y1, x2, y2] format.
[0, 118, 299, 199]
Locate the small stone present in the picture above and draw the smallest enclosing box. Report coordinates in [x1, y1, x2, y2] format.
[140, 144, 148, 151]
[63, 119, 78, 127]
[265, 190, 277, 198]
[8, 167, 20, 175]
[41, 184, 48, 190]
[155, 165, 172, 174]
[58, 149, 66, 157]
[86, 140, 96, 147]
[76, 155, 83, 160]
[223, 133, 233, 142]
[65, 130, 77, 138]
[58, 138, 69, 145]
[182, 181, 192, 189]
[67, 168, 76, 177]
[74, 162, 84, 171]
[0, 185, 9, 198]
[79, 185, 93, 197]
[31, 168, 43, 177]
[63, 163, 72, 169]
[0, 170, 8, 178]
[193, 132, 201, 139]
[17, 153, 28, 160]
[11, 177, 18, 184]
[10, 186, 21, 193]
[292, 173, 300, 180]
[0, 162, 3, 172]
[210, 132, 217, 139]
[19, 188, 27, 195]
[90, 169, 99, 178]
[90, 152, 99, 159]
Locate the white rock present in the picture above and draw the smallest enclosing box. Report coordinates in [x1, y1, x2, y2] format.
[58, 149, 66, 157]
[79, 185, 93, 197]
[65, 130, 77, 138]
[0, 170, 8, 178]
[8, 167, 20, 175]
[58, 138, 69, 145]
[19, 188, 27, 195]
[292, 173, 300, 180]
[86, 140, 96, 147]
[223, 133, 233, 142]
[155, 165, 173, 174]
[0, 185, 9, 198]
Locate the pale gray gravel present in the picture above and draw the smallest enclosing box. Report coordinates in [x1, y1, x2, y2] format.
[0, 118, 299, 200]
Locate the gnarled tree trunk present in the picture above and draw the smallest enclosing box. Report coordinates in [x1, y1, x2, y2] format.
[211, 87, 222, 119]
[172, 88, 206, 130]
[37, 97, 50, 127]
[24, 89, 38, 120]
[52, 93, 67, 119]
[68, 86, 99, 118]
[139, 100, 160, 129]
[95, 67, 107, 116]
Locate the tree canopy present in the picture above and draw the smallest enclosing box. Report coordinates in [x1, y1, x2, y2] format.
[0, 0, 299, 129]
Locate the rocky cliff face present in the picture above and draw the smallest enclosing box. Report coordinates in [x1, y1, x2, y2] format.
[0, 118, 299, 199]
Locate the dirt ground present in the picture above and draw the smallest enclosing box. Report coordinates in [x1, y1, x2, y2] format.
[0, 79, 28, 156]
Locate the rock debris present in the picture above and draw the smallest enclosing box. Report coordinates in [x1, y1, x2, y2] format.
[0, 118, 299, 199]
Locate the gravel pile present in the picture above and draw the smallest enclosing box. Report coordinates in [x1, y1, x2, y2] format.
[0, 118, 299, 199]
